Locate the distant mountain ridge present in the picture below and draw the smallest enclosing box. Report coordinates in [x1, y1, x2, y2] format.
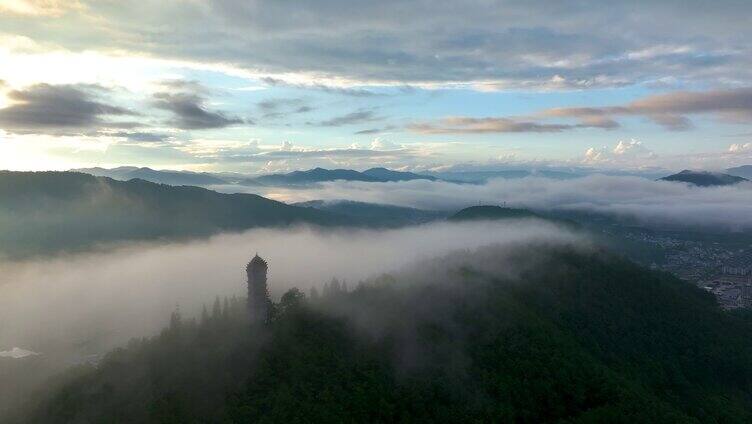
[294, 199, 446, 227]
[75, 166, 227, 186]
[248, 167, 437, 186]
[659, 169, 749, 187]
[727, 165, 752, 180]
[361, 167, 437, 182]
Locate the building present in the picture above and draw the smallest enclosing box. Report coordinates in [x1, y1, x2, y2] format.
[247, 253, 271, 323]
[721, 256, 752, 276]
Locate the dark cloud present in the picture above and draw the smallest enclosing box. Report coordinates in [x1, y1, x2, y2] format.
[152, 82, 243, 130]
[354, 125, 397, 135]
[407, 116, 615, 134]
[354, 128, 383, 135]
[314, 109, 380, 127]
[543, 87, 752, 130]
[0, 84, 137, 135]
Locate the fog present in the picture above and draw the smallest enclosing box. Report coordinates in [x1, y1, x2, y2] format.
[0, 219, 583, 361]
[227, 175, 752, 231]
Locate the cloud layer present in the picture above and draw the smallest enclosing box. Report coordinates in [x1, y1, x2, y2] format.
[0, 220, 580, 356]
[248, 175, 752, 231]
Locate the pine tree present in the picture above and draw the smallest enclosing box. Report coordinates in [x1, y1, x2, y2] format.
[212, 296, 221, 320]
[201, 304, 209, 325]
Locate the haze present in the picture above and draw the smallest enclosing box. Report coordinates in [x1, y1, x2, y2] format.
[0, 219, 582, 360]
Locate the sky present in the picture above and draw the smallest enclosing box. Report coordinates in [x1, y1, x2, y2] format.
[1, 0, 752, 173]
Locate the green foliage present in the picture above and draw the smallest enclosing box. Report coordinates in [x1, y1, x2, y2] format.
[26, 248, 752, 423]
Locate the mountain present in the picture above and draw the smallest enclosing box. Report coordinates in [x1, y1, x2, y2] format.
[294, 200, 446, 227]
[0, 171, 346, 258]
[252, 167, 382, 185]
[727, 165, 752, 180]
[361, 167, 437, 182]
[22, 246, 752, 423]
[659, 169, 749, 187]
[247, 167, 438, 186]
[75, 166, 228, 186]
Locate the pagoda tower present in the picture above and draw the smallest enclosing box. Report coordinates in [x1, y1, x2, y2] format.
[246, 253, 271, 323]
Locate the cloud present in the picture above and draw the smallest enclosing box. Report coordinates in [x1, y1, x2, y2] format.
[110, 131, 172, 143]
[544, 87, 752, 130]
[260, 77, 380, 97]
[729, 142, 752, 153]
[354, 125, 398, 135]
[251, 147, 412, 161]
[407, 115, 615, 134]
[152, 80, 243, 130]
[257, 97, 313, 119]
[0, 83, 137, 135]
[152, 92, 242, 130]
[9, 1, 751, 89]
[0, 0, 80, 16]
[354, 128, 383, 135]
[314, 109, 381, 127]
[369, 138, 401, 150]
[0, 347, 40, 359]
[254, 175, 752, 232]
[411, 87, 752, 134]
[583, 139, 656, 165]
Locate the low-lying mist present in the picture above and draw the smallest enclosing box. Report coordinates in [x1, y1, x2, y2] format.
[0, 219, 583, 361]
[219, 175, 752, 231]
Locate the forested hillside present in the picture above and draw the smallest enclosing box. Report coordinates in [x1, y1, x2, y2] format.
[0, 171, 343, 258]
[18, 245, 752, 423]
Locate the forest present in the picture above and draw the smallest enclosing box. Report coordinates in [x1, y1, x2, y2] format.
[8, 244, 752, 423]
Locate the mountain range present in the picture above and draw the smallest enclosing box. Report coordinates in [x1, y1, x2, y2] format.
[247, 167, 437, 186]
[73, 165, 752, 188]
[74, 167, 227, 186]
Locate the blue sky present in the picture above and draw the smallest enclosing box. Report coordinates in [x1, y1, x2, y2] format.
[0, 0, 751, 173]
